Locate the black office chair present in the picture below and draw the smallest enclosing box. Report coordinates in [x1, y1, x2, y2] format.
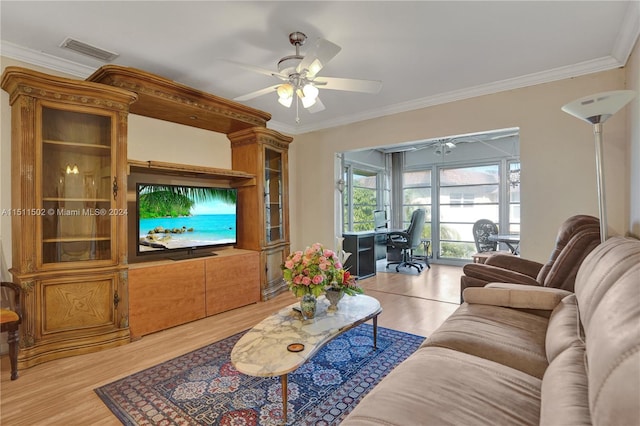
[386, 209, 426, 272]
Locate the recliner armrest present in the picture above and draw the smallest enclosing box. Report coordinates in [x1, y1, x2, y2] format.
[462, 263, 542, 286]
[484, 255, 544, 278]
[463, 284, 572, 310]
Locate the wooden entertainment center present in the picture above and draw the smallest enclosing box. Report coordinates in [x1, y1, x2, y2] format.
[2, 65, 293, 366]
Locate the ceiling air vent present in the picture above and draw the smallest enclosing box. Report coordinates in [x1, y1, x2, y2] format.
[59, 37, 119, 62]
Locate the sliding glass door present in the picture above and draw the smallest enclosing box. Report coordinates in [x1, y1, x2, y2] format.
[438, 165, 500, 259]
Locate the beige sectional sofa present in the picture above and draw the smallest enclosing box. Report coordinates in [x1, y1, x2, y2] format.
[342, 236, 640, 425]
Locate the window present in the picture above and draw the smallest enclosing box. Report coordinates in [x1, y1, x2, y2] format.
[439, 165, 500, 259]
[402, 170, 431, 238]
[401, 169, 431, 258]
[508, 161, 521, 233]
[343, 165, 381, 232]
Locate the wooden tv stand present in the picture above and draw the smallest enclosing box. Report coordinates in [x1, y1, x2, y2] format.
[128, 248, 259, 338]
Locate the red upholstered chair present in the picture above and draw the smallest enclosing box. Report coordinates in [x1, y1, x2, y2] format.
[1, 282, 22, 380]
[460, 215, 601, 302]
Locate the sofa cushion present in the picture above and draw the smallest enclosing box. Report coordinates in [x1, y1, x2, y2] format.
[342, 347, 541, 426]
[545, 294, 583, 362]
[464, 284, 572, 311]
[540, 345, 591, 425]
[573, 237, 640, 425]
[422, 302, 549, 379]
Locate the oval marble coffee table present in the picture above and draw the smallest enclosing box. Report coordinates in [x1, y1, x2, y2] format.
[231, 294, 382, 423]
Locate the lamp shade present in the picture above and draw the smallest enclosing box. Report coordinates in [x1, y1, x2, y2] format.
[277, 83, 293, 99]
[277, 83, 293, 108]
[561, 90, 636, 124]
[302, 83, 319, 100]
[278, 95, 293, 108]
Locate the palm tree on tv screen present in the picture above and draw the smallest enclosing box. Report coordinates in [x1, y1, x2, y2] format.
[138, 185, 236, 218]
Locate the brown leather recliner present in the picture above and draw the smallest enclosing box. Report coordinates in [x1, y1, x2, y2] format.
[460, 215, 601, 302]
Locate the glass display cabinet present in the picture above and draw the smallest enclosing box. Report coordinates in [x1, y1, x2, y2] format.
[40, 106, 116, 265]
[1, 67, 137, 368]
[265, 147, 284, 243]
[229, 128, 293, 300]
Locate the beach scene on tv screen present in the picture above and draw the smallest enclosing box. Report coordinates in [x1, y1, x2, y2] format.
[138, 185, 236, 252]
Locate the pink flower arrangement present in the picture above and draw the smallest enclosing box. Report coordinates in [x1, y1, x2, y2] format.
[282, 243, 363, 298]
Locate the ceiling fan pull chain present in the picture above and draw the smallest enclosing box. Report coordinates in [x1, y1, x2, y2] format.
[296, 96, 301, 124]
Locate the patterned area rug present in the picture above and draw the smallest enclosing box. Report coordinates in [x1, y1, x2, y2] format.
[95, 323, 424, 425]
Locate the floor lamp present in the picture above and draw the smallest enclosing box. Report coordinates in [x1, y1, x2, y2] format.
[561, 90, 636, 242]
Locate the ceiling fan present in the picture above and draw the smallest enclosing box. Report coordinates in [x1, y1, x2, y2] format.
[228, 31, 382, 121]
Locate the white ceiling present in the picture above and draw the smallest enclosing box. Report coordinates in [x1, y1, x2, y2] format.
[1, 1, 638, 135]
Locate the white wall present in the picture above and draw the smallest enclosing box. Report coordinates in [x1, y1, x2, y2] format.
[290, 68, 630, 263]
[128, 115, 230, 168]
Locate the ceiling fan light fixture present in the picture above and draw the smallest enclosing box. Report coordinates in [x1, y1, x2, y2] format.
[277, 83, 294, 99]
[295, 84, 319, 109]
[278, 95, 293, 108]
[277, 83, 294, 107]
[302, 83, 319, 100]
[299, 92, 317, 108]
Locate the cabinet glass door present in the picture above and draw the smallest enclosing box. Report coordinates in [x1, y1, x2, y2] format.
[40, 106, 114, 264]
[264, 148, 283, 243]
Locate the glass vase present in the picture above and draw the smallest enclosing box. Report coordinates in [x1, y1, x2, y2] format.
[325, 288, 344, 311]
[300, 294, 317, 320]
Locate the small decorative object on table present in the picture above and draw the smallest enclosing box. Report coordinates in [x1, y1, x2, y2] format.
[300, 294, 317, 319]
[325, 288, 344, 311]
[282, 242, 364, 318]
[326, 269, 363, 311]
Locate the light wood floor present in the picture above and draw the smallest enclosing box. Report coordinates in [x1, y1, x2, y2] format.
[0, 263, 462, 425]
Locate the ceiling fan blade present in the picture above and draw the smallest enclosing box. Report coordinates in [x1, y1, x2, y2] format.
[233, 84, 280, 101]
[307, 97, 325, 114]
[314, 76, 382, 94]
[297, 38, 341, 79]
[221, 60, 287, 80]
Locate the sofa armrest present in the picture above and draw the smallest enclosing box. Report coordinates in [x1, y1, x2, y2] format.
[463, 284, 573, 310]
[484, 255, 544, 278]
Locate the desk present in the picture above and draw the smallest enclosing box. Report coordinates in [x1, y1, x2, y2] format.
[343, 232, 376, 279]
[488, 234, 520, 255]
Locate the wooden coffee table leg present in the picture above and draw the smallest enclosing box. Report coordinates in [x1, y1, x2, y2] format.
[373, 315, 378, 349]
[281, 374, 288, 423]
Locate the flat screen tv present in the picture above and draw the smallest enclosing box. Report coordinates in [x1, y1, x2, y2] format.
[136, 183, 237, 258]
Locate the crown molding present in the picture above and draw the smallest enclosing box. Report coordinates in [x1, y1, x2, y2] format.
[612, 1, 640, 63]
[1, 40, 96, 78]
[281, 55, 626, 135]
